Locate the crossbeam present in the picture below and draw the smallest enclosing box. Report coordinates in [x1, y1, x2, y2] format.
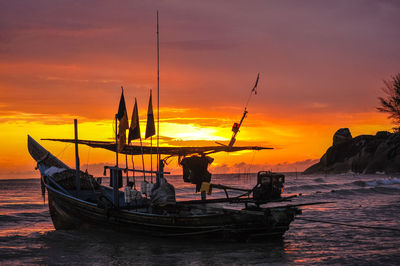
[103, 165, 170, 176]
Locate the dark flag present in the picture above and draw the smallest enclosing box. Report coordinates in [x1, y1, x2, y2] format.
[145, 90, 156, 139]
[251, 73, 260, 95]
[128, 98, 141, 143]
[117, 89, 129, 151]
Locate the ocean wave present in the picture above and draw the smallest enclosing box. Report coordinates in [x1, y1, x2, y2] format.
[285, 183, 339, 192]
[0, 211, 49, 224]
[352, 178, 400, 187]
[0, 214, 20, 223]
[366, 177, 400, 186]
[292, 184, 400, 199]
[352, 180, 367, 187]
[0, 203, 46, 210]
[327, 186, 400, 196]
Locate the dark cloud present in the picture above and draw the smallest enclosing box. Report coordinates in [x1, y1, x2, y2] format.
[163, 40, 236, 51]
[0, 0, 399, 118]
[225, 158, 320, 173]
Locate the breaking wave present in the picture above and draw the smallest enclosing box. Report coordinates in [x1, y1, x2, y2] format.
[352, 177, 400, 188]
[366, 177, 400, 186]
[330, 186, 400, 196]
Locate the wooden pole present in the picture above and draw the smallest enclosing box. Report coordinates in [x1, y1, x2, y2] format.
[112, 169, 119, 208]
[125, 154, 129, 185]
[131, 155, 136, 189]
[139, 137, 146, 182]
[74, 119, 81, 192]
[150, 136, 153, 183]
[115, 114, 118, 167]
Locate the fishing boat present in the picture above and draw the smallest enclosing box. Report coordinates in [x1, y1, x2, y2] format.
[26, 14, 307, 241]
[28, 133, 301, 240]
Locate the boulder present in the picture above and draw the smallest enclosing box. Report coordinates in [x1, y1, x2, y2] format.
[375, 131, 391, 139]
[332, 128, 352, 146]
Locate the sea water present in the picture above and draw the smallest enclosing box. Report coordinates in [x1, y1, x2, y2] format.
[0, 173, 399, 265]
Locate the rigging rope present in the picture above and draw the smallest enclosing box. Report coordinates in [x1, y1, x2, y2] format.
[244, 73, 260, 110]
[55, 143, 71, 160]
[112, 117, 116, 141]
[85, 146, 91, 172]
[247, 150, 257, 176]
[297, 217, 400, 232]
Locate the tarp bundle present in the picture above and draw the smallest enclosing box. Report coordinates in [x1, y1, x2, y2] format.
[150, 178, 176, 206]
[180, 155, 214, 191]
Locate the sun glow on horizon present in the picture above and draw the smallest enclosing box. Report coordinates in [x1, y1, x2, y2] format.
[161, 122, 227, 142]
[0, 106, 393, 179]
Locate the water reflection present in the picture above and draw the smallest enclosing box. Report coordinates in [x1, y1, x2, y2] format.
[37, 229, 289, 265]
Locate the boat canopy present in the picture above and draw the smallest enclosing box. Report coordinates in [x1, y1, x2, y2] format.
[42, 138, 272, 156]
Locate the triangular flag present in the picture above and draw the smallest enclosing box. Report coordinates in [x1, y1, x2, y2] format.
[145, 90, 156, 139]
[128, 98, 141, 143]
[117, 88, 129, 151]
[251, 73, 259, 95]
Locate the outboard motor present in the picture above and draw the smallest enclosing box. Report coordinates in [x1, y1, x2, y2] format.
[253, 171, 284, 202]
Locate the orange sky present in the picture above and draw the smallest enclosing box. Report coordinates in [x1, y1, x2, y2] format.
[0, 1, 398, 178]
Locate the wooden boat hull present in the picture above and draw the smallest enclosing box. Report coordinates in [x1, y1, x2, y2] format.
[46, 184, 297, 240]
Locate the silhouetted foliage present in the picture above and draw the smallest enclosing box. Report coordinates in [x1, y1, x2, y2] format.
[377, 73, 400, 131]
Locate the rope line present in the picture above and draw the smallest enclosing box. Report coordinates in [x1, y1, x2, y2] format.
[55, 143, 71, 159]
[86, 147, 91, 171]
[297, 217, 400, 232]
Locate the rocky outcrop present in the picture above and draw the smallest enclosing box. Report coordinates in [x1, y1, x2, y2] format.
[332, 128, 352, 146]
[303, 128, 400, 174]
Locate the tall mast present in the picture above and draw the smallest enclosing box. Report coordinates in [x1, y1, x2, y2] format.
[156, 11, 160, 167]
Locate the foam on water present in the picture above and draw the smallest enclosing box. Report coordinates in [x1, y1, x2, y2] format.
[365, 177, 400, 186]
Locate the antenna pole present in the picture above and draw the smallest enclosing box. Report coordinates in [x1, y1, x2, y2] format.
[228, 74, 260, 148]
[156, 11, 160, 169]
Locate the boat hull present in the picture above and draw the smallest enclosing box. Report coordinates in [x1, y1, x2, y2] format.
[46, 184, 297, 240]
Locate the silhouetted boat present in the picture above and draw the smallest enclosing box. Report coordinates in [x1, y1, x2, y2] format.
[27, 134, 302, 240]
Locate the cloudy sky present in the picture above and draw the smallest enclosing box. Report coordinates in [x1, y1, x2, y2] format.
[0, 0, 399, 177]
